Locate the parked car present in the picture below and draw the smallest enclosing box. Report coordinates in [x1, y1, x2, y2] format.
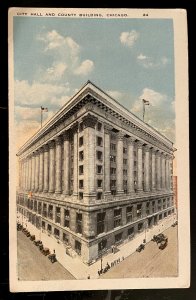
[48, 253, 56, 263]
[30, 234, 35, 241]
[136, 243, 145, 252]
[34, 240, 42, 246]
[42, 248, 50, 256]
[159, 238, 168, 250]
[152, 234, 167, 244]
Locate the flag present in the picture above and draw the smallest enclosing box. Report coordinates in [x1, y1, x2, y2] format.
[142, 99, 150, 105]
[41, 106, 48, 112]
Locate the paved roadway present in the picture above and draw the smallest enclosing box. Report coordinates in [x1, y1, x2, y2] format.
[100, 226, 178, 278]
[17, 231, 75, 280]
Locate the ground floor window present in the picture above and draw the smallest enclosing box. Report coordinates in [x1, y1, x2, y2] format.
[164, 212, 167, 218]
[138, 222, 143, 232]
[115, 232, 123, 243]
[128, 227, 134, 238]
[63, 232, 69, 244]
[75, 240, 82, 255]
[42, 221, 45, 229]
[47, 224, 52, 233]
[159, 214, 162, 220]
[54, 228, 60, 238]
[98, 239, 107, 253]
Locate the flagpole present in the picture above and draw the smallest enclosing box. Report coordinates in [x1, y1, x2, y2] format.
[41, 106, 43, 128]
[143, 101, 145, 122]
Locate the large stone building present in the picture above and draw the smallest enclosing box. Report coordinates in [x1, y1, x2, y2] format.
[16, 81, 175, 264]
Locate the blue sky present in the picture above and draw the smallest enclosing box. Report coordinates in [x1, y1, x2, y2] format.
[14, 17, 175, 148]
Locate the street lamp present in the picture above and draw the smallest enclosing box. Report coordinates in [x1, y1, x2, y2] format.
[100, 241, 103, 273]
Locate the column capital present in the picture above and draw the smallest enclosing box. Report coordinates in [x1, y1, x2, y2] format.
[55, 136, 62, 145]
[43, 144, 49, 152]
[151, 148, 157, 154]
[62, 131, 70, 141]
[144, 144, 151, 152]
[127, 136, 135, 144]
[137, 141, 143, 149]
[48, 140, 55, 149]
[70, 122, 78, 133]
[116, 131, 124, 141]
[104, 123, 113, 134]
[82, 114, 98, 128]
[38, 147, 44, 154]
[156, 150, 161, 157]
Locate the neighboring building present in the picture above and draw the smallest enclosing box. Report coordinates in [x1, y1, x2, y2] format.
[16, 81, 175, 264]
[173, 176, 178, 209]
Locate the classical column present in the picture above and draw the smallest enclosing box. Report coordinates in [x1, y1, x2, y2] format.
[34, 151, 40, 192]
[48, 141, 55, 193]
[127, 137, 135, 193]
[137, 141, 143, 192]
[144, 145, 150, 192]
[63, 132, 70, 195]
[55, 136, 62, 194]
[28, 156, 32, 191]
[82, 114, 97, 197]
[161, 153, 166, 190]
[165, 155, 169, 190]
[31, 153, 35, 191]
[43, 144, 49, 192]
[72, 123, 79, 197]
[151, 149, 156, 191]
[156, 151, 161, 190]
[104, 124, 112, 195]
[168, 156, 172, 190]
[116, 131, 124, 194]
[38, 148, 44, 192]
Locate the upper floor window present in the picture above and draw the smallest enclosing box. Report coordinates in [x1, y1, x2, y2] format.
[97, 151, 103, 161]
[79, 151, 84, 161]
[97, 136, 103, 147]
[97, 165, 103, 174]
[97, 122, 102, 131]
[79, 136, 83, 147]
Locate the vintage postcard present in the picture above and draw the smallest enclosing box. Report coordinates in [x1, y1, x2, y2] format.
[8, 8, 189, 292]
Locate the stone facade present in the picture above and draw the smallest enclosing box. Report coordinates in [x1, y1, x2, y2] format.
[16, 81, 175, 264]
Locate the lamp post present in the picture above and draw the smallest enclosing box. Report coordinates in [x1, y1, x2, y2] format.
[100, 241, 103, 273]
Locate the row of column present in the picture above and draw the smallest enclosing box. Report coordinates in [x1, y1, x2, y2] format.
[19, 130, 75, 195]
[104, 129, 173, 195]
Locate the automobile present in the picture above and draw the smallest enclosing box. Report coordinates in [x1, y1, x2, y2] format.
[17, 224, 22, 231]
[30, 234, 35, 241]
[159, 238, 168, 250]
[48, 253, 56, 263]
[42, 248, 50, 256]
[153, 234, 167, 244]
[172, 221, 178, 227]
[39, 244, 44, 251]
[26, 231, 30, 237]
[34, 240, 42, 246]
[136, 243, 145, 252]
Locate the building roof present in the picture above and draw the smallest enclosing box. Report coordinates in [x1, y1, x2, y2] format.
[17, 80, 174, 156]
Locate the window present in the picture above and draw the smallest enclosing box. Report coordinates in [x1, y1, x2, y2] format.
[97, 122, 102, 131]
[115, 232, 122, 243]
[164, 212, 167, 218]
[123, 159, 127, 165]
[97, 212, 105, 234]
[42, 221, 45, 229]
[54, 228, 60, 238]
[34, 201, 37, 212]
[97, 136, 103, 147]
[110, 180, 116, 187]
[48, 205, 53, 220]
[97, 165, 103, 174]
[152, 201, 156, 213]
[163, 199, 166, 209]
[126, 206, 133, 223]
[79, 180, 84, 189]
[38, 202, 42, 215]
[167, 198, 170, 208]
[97, 180, 102, 188]
[97, 192, 102, 200]
[47, 224, 52, 233]
[123, 169, 127, 176]
[79, 136, 83, 146]
[76, 213, 82, 234]
[98, 239, 107, 252]
[110, 155, 116, 162]
[75, 240, 81, 255]
[159, 214, 162, 220]
[138, 222, 143, 232]
[146, 202, 150, 215]
[114, 208, 122, 228]
[79, 123, 84, 132]
[128, 227, 134, 237]
[79, 151, 84, 161]
[123, 147, 127, 154]
[79, 192, 83, 200]
[110, 167, 116, 175]
[79, 165, 84, 175]
[55, 207, 61, 224]
[64, 209, 70, 228]
[42, 203, 47, 217]
[97, 151, 103, 160]
[136, 204, 142, 218]
[158, 200, 162, 211]
[110, 143, 116, 151]
[63, 233, 69, 244]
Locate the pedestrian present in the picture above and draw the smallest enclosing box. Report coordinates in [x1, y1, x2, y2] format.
[53, 249, 55, 254]
[87, 274, 90, 279]
[98, 270, 100, 276]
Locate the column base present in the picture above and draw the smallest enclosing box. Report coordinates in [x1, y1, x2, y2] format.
[104, 191, 111, 196]
[55, 190, 62, 194]
[43, 189, 48, 193]
[48, 190, 55, 193]
[117, 190, 124, 195]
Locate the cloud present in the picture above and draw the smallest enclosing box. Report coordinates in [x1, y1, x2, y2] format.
[107, 90, 124, 99]
[37, 30, 94, 81]
[74, 59, 94, 76]
[14, 80, 70, 107]
[120, 30, 139, 48]
[137, 53, 169, 69]
[131, 88, 175, 141]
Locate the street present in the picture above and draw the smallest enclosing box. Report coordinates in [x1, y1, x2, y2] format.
[100, 226, 178, 278]
[17, 230, 75, 280]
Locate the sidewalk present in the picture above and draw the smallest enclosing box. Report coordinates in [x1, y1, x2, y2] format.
[18, 214, 176, 280]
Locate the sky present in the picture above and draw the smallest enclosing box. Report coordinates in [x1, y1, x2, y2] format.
[14, 17, 175, 149]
